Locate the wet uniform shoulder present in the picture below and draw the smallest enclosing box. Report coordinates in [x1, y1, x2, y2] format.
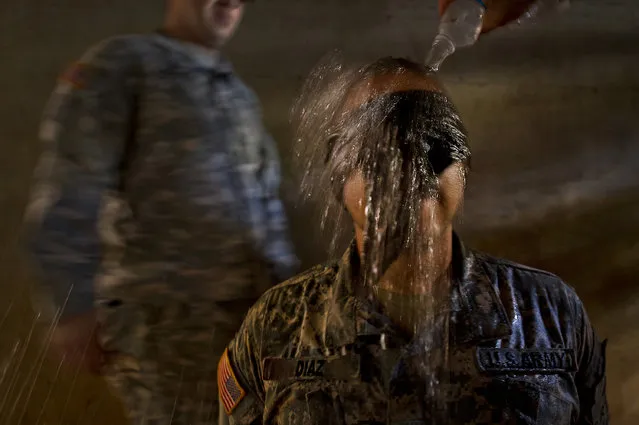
[224, 262, 340, 416]
[267, 262, 338, 299]
[475, 251, 594, 358]
[473, 250, 582, 319]
[229, 262, 341, 373]
[467, 250, 608, 424]
[246, 263, 340, 336]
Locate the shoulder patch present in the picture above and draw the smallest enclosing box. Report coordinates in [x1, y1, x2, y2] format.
[58, 62, 91, 89]
[218, 349, 246, 415]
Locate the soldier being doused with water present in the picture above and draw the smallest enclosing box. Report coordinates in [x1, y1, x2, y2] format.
[218, 56, 609, 425]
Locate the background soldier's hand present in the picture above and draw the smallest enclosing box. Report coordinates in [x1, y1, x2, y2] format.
[48, 309, 106, 375]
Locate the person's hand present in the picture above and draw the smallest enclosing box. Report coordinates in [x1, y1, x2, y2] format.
[479, 0, 538, 34]
[48, 309, 105, 375]
[438, 0, 569, 35]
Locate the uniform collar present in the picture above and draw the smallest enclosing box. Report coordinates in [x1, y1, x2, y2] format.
[326, 232, 512, 349]
[153, 31, 234, 74]
[450, 236, 512, 345]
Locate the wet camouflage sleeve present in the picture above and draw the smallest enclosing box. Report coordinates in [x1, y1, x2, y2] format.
[259, 132, 299, 283]
[222, 298, 269, 425]
[24, 38, 137, 318]
[574, 298, 609, 425]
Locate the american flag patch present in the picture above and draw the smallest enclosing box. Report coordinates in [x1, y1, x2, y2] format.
[58, 62, 89, 89]
[218, 349, 246, 415]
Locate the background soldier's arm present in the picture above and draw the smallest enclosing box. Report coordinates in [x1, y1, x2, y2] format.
[574, 297, 609, 425]
[260, 131, 299, 283]
[23, 37, 137, 319]
[219, 302, 267, 425]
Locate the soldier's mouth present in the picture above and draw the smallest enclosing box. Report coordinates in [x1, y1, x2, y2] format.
[214, 0, 242, 10]
[211, 1, 237, 25]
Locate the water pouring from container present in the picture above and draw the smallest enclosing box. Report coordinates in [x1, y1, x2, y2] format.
[425, 0, 571, 72]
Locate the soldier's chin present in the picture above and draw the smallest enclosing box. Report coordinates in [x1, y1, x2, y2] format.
[212, 14, 231, 29]
[212, 23, 234, 43]
[201, 14, 230, 42]
[200, 26, 227, 47]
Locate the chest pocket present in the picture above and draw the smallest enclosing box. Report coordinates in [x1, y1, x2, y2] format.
[465, 375, 574, 425]
[465, 348, 579, 425]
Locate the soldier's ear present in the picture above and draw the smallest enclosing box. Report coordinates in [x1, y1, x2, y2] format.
[340, 193, 349, 213]
[328, 185, 348, 213]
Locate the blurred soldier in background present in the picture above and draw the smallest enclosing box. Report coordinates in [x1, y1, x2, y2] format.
[218, 57, 608, 425]
[24, 0, 298, 423]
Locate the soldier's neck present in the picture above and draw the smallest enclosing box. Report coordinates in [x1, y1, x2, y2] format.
[368, 231, 454, 337]
[374, 285, 451, 338]
[370, 229, 453, 293]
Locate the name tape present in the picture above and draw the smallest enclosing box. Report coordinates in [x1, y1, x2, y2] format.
[263, 354, 360, 381]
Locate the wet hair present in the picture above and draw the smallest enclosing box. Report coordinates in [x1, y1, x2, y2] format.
[292, 55, 471, 287]
[324, 57, 471, 202]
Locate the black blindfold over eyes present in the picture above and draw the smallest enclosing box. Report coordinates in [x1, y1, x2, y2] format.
[325, 90, 470, 187]
[326, 134, 454, 177]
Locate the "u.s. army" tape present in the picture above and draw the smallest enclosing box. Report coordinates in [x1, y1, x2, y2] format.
[476, 348, 577, 374]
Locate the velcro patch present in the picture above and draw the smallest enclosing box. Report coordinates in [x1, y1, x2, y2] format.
[476, 347, 577, 374]
[58, 62, 90, 89]
[218, 349, 246, 415]
[263, 354, 360, 381]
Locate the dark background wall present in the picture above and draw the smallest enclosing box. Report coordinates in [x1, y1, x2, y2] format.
[1, 0, 638, 423]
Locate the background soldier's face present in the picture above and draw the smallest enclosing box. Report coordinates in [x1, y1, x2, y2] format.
[169, 0, 245, 47]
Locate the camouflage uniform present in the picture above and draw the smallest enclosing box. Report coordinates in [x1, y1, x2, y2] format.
[221, 235, 608, 425]
[25, 33, 298, 424]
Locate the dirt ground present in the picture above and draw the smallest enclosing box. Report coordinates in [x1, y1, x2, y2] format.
[1, 0, 638, 424]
